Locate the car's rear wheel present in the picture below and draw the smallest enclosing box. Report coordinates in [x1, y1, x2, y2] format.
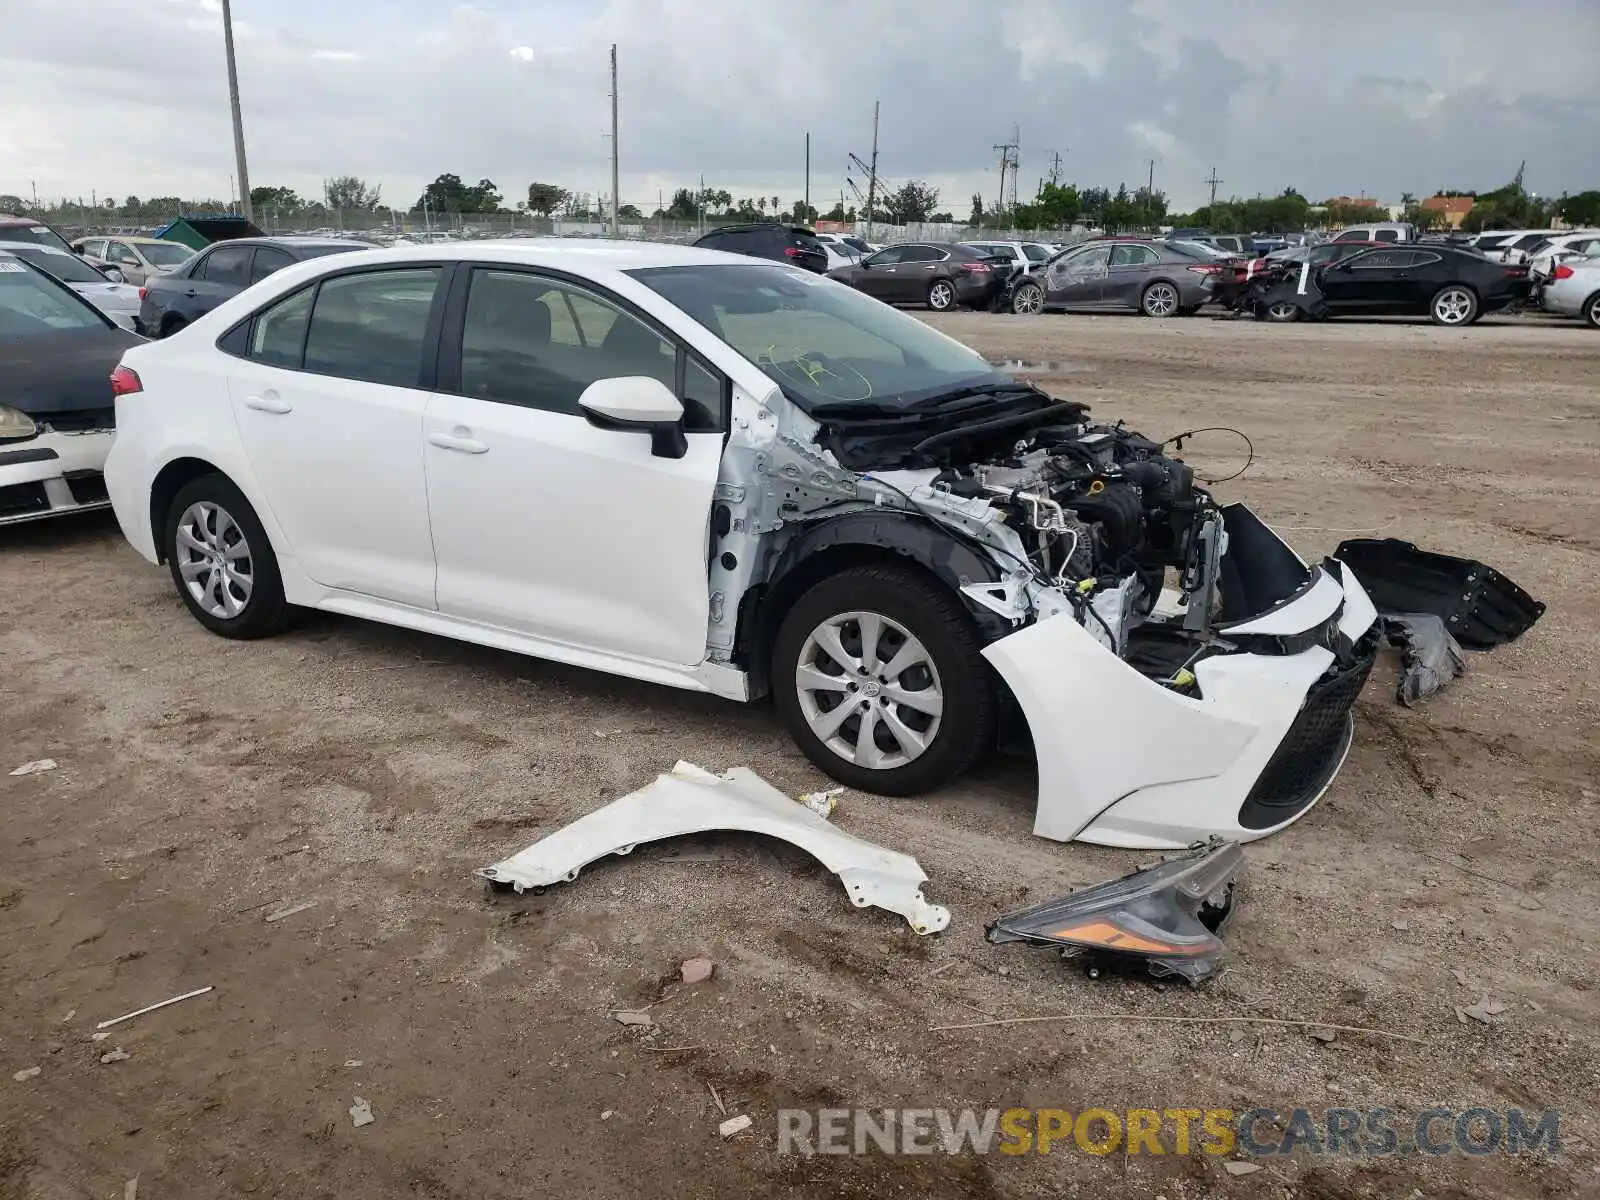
[1429, 285, 1478, 326]
[1010, 282, 1045, 315]
[771, 565, 995, 796]
[1141, 281, 1180, 318]
[926, 279, 957, 311]
[1265, 300, 1301, 323]
[164, 474, 292, 639]
[1583, 292, 1600, 328]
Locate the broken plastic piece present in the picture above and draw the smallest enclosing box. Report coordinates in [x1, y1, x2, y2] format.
[477, 761, 950, 934]
[1334, 538, 1544, 649]
[8, 758, 57, 777]
[986, 841, 1242, 984]
[350, 1097, 375, 1127]
[96, 986, 214, 1030]
[1380, 614, 1466, 706]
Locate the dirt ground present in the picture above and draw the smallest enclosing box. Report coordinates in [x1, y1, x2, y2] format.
[3, 310, 1597, 1199]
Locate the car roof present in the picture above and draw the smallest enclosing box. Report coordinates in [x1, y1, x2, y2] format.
[703, 224, 814, 235]
[0, 214, 51, 226]
[263, 238, 773, 273]
[198, 236, 372, 250]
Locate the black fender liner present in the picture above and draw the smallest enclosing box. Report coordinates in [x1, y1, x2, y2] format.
[734, 511, 1012, 695]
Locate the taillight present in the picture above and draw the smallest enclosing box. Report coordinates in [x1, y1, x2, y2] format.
[784, 246, 804, 258]
[137, 286, 147, 301]
[1552, 265, 1574, 280]
[965, 262, 991, 272]
[1187, 264, 1223, 275]
[110, 365, 143, 397]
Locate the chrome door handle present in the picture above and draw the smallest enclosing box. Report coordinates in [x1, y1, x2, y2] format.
[428, 432, 488, 454]
[245, 393, 291, 414]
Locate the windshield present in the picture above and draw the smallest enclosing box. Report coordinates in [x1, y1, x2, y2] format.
[4, 247, 107, 284]
[0, 223, 74, 253]
[139, 241, 193, 266]
[840, 236, 870, 255]
[0, 261, 107, 335]
[1022, 244, 1050, 262]
[629, 262, 1008, 414]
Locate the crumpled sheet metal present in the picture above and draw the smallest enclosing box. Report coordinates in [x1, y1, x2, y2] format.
[1381, 613, 1466, 706]
[477, 761, 950, 934]
[986, 841, 1242, 984]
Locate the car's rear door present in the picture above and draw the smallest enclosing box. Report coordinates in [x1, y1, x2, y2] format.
[1104, 243, 1160, 307]
[423, 264, 725, 665]
[224, 263, 446, 608]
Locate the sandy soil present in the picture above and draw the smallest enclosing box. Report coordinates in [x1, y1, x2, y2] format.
[2, 310, 1597, 1199]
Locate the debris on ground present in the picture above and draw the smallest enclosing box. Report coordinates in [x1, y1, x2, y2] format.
[125, 1178, 138, 1200]
[13, 1067, 41, 1081]
[1379, 614, 1467, 706]
[350, 1097, 375, 1127]
[718, 1114, 753, 1139]
[1457, 997, 1509, 1025]
[97, 986, 214, 1030]
[1308, 1027, 1338, 1044]
[679, 956, 715, 984]
[1222, 1161, 1263, 1176]
[1335, 538, 1545, 649]
[478, 761, 950, 935]
[8, 758, 58, 777]
[601, 1109, 615, 1121]
[986, 840, 1240, 984]
[264, 900, 318, 924]
[99, 1047, 130, 1064]
[1391, 920, 1409, 931]
[344, 1060, 363, 1068]
[612, 1010, 654, 1028]
[797, 786, 844, 818]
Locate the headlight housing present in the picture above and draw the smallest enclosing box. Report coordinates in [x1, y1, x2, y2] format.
[0, 405, 39, 443]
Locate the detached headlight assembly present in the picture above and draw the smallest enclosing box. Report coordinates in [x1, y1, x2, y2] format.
[0, 405, 39, 443]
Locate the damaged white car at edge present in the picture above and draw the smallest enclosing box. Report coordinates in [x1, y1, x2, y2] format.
[102, 240, 1379, 850]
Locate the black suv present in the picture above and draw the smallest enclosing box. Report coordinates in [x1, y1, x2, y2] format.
[693, 224, 828, 273]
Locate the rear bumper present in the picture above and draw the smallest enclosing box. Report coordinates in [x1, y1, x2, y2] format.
[983, 506, 1380, 849]
[0, 429, 115, 526]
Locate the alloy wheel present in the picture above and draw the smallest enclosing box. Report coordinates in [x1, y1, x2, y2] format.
[929, 281, 954, 310]
[1012, 285, 1044, 315]
[794, 611, 944, 770]
[1433, 288, 1474, 325]
[1268, 301, 1299, 322]
[1144, 282, 1179, 317]
[174, 501, 254, 619]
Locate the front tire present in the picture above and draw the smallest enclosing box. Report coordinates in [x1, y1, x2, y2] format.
[926, 279, 957, 311]
[164, 474, 292, 639]
[1265, 299, 1301, 323]
[1141, 281, 1180, 318]
[771, 565, 996, 796]
[1010, 282, 1045, 315]
[1583, 292, 1600, 328]
[1429, 285, 1478, 326]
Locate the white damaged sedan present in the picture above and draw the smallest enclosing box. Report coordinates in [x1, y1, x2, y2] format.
[102, 240, 1377, 849]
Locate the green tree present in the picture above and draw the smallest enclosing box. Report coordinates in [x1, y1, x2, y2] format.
[823, 201, 846, 221]
[887, 180, 939, 223]
[968, 193, 984, 226]
[413, 174, 501, 214]
[1034, 182, 1080, 228]
[666, 187, 700, 220]
[525, 182, 569, 217]
[1556, 190, 1600, 227]
[324, 175, 381, 210]
[251, 185, 303, 212]
[790, 200, 818, 223]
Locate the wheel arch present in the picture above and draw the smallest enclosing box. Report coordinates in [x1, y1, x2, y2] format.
[734, 513, 1012, 695]
[1580, 289, 1600, 324]
[148, 457, 228, 564]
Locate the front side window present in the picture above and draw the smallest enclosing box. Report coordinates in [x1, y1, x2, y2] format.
[301, 267, 441, 386]
[458, 268, 681, 418]
[1349, 250, 1407, 269]
[107, 241, 141, 267]
[202, 246, 252, 286]
[863, 247, 906, 266]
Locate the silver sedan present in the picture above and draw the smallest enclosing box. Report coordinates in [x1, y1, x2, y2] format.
[1538, 258, 1600, 327]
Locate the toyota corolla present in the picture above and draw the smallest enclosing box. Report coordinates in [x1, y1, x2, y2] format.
[103, 240, 1378, 849]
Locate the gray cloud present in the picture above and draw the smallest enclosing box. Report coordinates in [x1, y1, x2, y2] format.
[2, 0, 1594, 213]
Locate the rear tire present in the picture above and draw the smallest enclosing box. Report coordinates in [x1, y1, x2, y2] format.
[1429, 285, 1477, 326]
[926, 279, 957, 312]
[1141, 281, 1180, 318]
[1583, 292, 1600, 328]
[771, 565, 995, 796]
[164, 474, 293, 639]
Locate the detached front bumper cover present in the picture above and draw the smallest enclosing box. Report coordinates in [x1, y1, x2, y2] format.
[477, 761, 950, 934]
[987, 840, 1241, 985]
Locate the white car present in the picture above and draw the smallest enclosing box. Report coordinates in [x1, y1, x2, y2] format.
[964, 240, 1056, 271]
[1527, 231, 1600, 279]
[813, 232, 870, 260]
[1537, 257, 1600, 326]
[2, 244, 143, 330]
[102, 240, 1379, 849]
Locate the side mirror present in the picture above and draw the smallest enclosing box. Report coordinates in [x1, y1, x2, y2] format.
[103, 267, 126, 283]
[578, 376, 687, 459]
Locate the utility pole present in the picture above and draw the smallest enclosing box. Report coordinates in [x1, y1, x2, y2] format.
[1145, 158, 1157, 229]
[1205, 165, 1224, 208]
[698, 173, 705, 236]
[609, 44, 620, 237]
[867, 102, 881, 235]
[992, 129, 1020, 221]
[804, 131, 811, 221]
[1048, 150, 1066, 187]
[221, 0, 252, 223]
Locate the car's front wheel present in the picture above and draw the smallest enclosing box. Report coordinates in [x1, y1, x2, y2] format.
[1583, 292, 1600, 328]
[771, 565, 996, 796]
[1010, 282, 1045, 315]
[164, 474, 292, 638]
[926, 279, 957, 311]
[1265, 299, 1301, 323]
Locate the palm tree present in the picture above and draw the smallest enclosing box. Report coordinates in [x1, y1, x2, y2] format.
[756, 197, 767, 214]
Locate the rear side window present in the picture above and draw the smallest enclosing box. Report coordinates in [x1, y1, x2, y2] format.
[1109, 244, 1159, 266]
[1023, 244, 1050, 262]
[250, 247, 294, 283]
[200, 246, 252, 286]
[1373, 229, 1400, 243]
[301, 267, 441, 387]
[248, 287, 314, 367]
[1332, 229, 1367, 242]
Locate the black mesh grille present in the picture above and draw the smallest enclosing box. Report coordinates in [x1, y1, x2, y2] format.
[42, 408, 116, 433]
[1238, 635, 1377, 830]
[0, 481, 51, 518]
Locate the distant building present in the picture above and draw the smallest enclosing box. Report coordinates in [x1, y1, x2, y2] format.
[1324, 196, 1382, 209]
[1421, 194, 1476, 230]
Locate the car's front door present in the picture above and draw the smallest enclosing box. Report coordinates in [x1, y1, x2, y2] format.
[1319, 248, 1414, 312]
[224, 264, 445, 608]
[423, 265, 725, 665]
[182, 244, 253, 320]
[105, 240, 147, 285]
[853, 246, 906, 300]
[895, 245, 947, 302]
[1104, 243, 1160, 307]
[1044, 244, 1111, 307]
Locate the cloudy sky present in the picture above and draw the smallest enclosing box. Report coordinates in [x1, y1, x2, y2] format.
[4, 0, 1597, 215]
